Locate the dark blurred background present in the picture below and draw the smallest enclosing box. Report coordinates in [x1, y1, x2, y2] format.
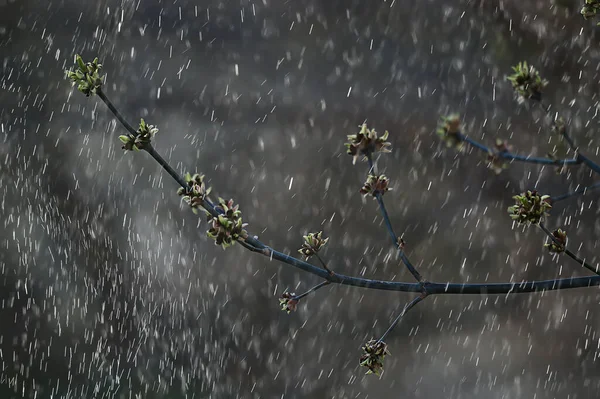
[2, 0, 600, 397]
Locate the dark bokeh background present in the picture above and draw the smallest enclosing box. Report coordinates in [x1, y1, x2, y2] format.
[2, 0, 600, 397]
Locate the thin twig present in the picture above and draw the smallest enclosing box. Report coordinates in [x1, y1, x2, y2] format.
[458, 134, 580, 166]
[550, 182, 600, 203]
[532, 99, 600, 176]
[558, 128, 600, 174]
[293, 281, 331, 301]
[367, 155, 424, 283]
[314, 253, 334, 275]
[538, 223, 600, 275]
[379, 294, 426, 342]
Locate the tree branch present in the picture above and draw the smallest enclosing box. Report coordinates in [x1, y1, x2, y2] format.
[93, 89, 600, 296]
[65, 52, 600, 377]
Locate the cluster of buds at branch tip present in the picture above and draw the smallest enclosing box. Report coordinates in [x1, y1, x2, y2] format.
[486, 139, 512, 175]
[507, 190, 552, 225]
[65, 55, 104, 97]
[360, 174, 392, 197]
[436, 114, 464, 150]
[359, 339, 390, 376]
[206, 198, 248, 249]
[582, 0, 600, 24]
[177, 173, 212, 214]
[119, 119, 159, 151]
[298, 231, 329, 259]
[545, 228, 567, 254]
[278, 292, 298, 313]
[345, 124, 392, 164]
[506, 61, 548, 103]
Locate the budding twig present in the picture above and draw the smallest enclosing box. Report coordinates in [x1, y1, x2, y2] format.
[531, 91, 600, 176]
[538, 222, 600, 275]
[366, 155, 425, 284]
[279, 281, 331, 313]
